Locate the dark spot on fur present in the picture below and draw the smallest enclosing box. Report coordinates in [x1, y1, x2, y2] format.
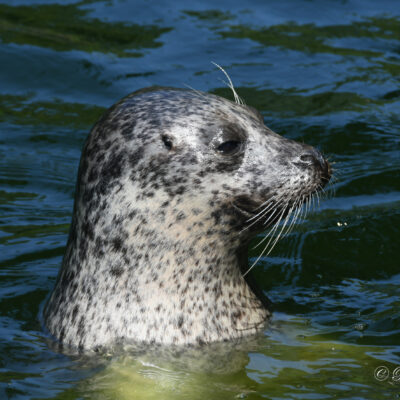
[112, 237, 123, 252]
[177, 315, 184, 328]
[110, 266, 124, 277]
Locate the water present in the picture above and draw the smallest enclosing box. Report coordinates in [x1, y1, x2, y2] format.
[0, 0, 399, 398]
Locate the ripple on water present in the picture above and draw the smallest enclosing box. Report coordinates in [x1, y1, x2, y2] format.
[0, 0, 399, 398]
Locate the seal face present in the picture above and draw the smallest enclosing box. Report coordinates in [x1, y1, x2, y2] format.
[44, 87, 331, 350]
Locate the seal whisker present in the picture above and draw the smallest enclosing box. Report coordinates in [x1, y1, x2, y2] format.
[329, 176, 338, 196]
[250, 210, 284, 252]
[325, 173, 338, 198]
[241, 202, 279, 237]
[304, 196, 311, 219]
[250, 194, 284, 214]
[261, 197, 287, 226]
[255, 199, 289, 243]
[239, 195, 284, 234]
[235, 200, 274, 235]
[242, 165, 329, 278]
[301, 196, 310, 220]
[251, 198, 272, 213]
[245, 195, 280, 223]
[265, 201, 297, 256]
[285, 196, 311, 241]
[311, 193, 317, 212]
[307, 195, 312, 213]
[244, 204, 289, 277]
[303, 195, 310, 216]
[244, 197, 279, 225]
[183, 84, 211, 101]
[281, 204, 299, 239]
[211, 61, 244, 105]
[283, 198, 303, 238]
[317, 184, 328, 201]
[273, 200, 297, 240]
[305, 196, 312, 217]
[313, 193, 318, 212]
[239, 208, 272, 234]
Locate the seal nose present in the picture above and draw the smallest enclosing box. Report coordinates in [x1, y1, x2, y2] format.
[299, 148, 324, 168]
[298, 148, 331, 186]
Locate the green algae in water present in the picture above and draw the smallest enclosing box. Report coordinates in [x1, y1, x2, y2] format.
[219, 17, 400, 57]
[212, 86, 394, 117]
[0, 0, 399, 398]
[0, 93, 105, 129]
[0, 1, 172, 56]
[68, 321, 400, 399]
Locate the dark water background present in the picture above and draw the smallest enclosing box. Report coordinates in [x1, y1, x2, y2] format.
[0, 0, 399, 399]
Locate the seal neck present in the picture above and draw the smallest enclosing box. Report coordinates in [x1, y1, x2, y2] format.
[44, 206, 270, 348]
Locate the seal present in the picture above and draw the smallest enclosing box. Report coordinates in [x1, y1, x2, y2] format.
[43, 86, 331, 351]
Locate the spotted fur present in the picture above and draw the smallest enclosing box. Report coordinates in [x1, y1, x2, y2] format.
[44, 87, 330, 351]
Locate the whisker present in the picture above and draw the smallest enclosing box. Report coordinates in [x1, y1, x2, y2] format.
[243, 204, 289, 276]
[264, 203, 295, 257]
[327, 174, 338, 198]
[240, 165, 332, 278]
[302, 202, 308, 223]
[306, 195, 312, 213]
[183, 84, 209, 101]
[240, 207, 275, 234]
[245, 195, 281, 222]
[247, 195, 282, 220]
[282, 197, 304, 235]
[283, 198, 304, 237]
[241, 195, 287, 237]
[250, 199, 289, 248]
[253, 212, 284, 250]
[211, 62, 244, 105]
[311, 193, 317, 212]
[318, 184, 327, 197]
[262, 199, 285, 226]
[239, 199, 281, 235]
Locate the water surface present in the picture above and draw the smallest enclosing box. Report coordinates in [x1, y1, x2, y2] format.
[0, 0, 399, 399]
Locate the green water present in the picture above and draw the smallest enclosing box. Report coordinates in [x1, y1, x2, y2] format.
[0, 0, 399, 399]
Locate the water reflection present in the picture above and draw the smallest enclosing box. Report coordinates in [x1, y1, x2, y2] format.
[0, 0, 399, 398]
[0, 1, 172, 56]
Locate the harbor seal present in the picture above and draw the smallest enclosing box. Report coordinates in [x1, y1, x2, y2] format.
[44, 86, 330, 351]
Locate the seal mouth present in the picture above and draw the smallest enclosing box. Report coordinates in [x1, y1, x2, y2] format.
[232, 196, 288, 231]
[232, 196, 262, 217]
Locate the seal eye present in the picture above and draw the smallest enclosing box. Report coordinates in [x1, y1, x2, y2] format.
[162, 135, 173, 150]
[217, 140, 241, 154]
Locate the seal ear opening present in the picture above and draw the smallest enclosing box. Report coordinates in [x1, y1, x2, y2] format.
[162, 135, 173, 150]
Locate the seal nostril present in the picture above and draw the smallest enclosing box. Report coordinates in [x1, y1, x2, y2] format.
[299, 148, 326, 168]
[299, 154, 316, 165]
[298, 149, 331, 187]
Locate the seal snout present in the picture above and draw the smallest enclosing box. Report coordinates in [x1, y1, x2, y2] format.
[297, 147, 331, 187]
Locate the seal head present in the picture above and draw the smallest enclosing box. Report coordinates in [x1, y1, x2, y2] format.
[44, 87, 330, 350]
